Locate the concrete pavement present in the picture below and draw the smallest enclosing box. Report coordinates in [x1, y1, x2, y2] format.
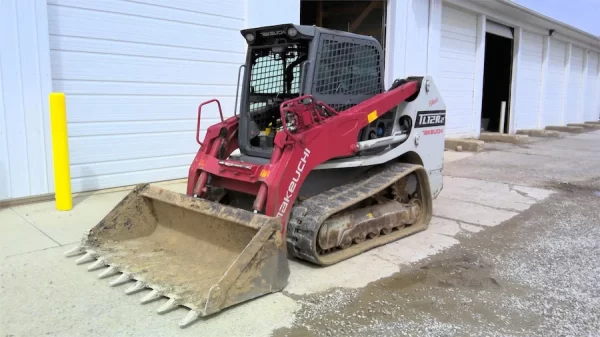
[2, 131, 599, 337]
[276, 130, 600, 336]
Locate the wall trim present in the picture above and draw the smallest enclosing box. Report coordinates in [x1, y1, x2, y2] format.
[579, 50, 589, 122]
[508, 26, 522, 134]
[472, 14, 486, 138]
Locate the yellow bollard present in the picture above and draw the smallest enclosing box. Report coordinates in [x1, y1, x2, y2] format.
[49, 92, 72, 211]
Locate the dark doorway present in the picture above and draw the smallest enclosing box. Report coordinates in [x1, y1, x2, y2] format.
[300, 1, 387, 48]
[481, 33, 513, 133]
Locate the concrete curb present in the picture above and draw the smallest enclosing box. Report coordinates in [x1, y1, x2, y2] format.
[516, 129, 560, 138]
[567, 123, 600, 130]
[445, 138, 484, 152]
[545, 125, 584, 133]
[584, 121, 600, 125]
[479, 132, 529, 144]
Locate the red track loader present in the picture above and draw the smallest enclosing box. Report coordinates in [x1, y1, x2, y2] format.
[65, 24, 446, 327]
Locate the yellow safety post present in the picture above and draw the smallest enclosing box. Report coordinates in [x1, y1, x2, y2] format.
[49, 92, 72, 211]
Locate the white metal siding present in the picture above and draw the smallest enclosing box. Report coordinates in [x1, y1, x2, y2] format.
[515, 31, 543, 130]
[0, 0, 53, 200]
[584, 52, 599, 121]
[439, 5, 478, 136]
[565, 46, 584, 123]
[542, 39, 567, 126]
[48, 0, 245, 193]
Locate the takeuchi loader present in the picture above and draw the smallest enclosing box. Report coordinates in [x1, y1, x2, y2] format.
[65, 24, 447, 327]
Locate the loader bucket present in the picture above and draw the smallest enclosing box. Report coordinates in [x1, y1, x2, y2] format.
[65, 184, 289, 326]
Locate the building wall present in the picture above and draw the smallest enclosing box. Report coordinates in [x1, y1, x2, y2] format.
[2, 0, 600, 201]
[0, 0, 53, 201]
[47, 0, 249, 193]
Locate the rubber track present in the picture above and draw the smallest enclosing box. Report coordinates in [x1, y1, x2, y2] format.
[286, 162, 422, 265]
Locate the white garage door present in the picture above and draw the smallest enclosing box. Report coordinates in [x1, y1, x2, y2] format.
[515, 31, 543, 130]
[584, 51, 599, 121]
[439, 5, 478, 137]
[565, 46, 584, 124]
[542, 39, 567, 126]
[48, 0, 245, 193]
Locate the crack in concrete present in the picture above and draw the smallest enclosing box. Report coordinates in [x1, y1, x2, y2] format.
[432, 215, 483, 228]
[508, 185, 538, 201]
[373, 253, 405, 267]
[440, 197, 523, 213]
[8, 208, 62, 247]
[4, 245, 62, 259]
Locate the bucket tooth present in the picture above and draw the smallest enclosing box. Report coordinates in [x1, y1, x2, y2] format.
[109, 273, 131, 287]
[75, 252, 95, 265]
[87, 258, 106, 271]
[97, 266, 118, 279]
[124, 281, 146, 295]
[179, 310, 200, 327]
[68, 184, 290, 318]
[156, 298, 179, 314]
[64, 245, 85, 257]
[140, 289, 162, 304]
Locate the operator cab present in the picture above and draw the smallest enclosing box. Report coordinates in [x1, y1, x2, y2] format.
[237, 24, 391, 160]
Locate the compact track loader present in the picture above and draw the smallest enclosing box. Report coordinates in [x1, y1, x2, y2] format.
[65, 24, 446, 327]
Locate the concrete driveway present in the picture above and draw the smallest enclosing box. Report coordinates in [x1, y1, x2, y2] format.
[2, 130, 599, 337]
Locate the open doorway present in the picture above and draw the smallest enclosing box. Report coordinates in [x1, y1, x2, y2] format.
[481, 28, 514, 133]
[300, 1, 387, 49]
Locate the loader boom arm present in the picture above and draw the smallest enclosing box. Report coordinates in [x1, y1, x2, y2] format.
[187, 80, 420, 233]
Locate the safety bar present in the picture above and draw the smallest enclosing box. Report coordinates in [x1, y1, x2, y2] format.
[196, 99, 224, 146]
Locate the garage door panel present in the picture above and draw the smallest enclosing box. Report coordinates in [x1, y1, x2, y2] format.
[439, 57, 477, 74]
[50, 51, 240, 84]
[65, 96, 236, 123]
[515, 31, 543, 130]
[68, 119, 223, 138]
[520, 54, 543, 68]
[50, 35, 245, 65]
[446, 113, 474, 135]
[440, 33, 476, 53]
[442, 7, 477, 34]
[587, 53, 599, 76]
[440, 5, 477, 137]
[72, 166, 189, 193]
[439, 48, 476, 63]
[543, 38, 567, 126]
[132, 0, 244, 19]
[49, 0, 248, 193]
[440, 30, 476, 45]
[438, 70, 475, 80]
[565, 46, 584, 123]
[70, 132, 199, 165]
[71, 153, 193, 179]
[584, 52, 599, 121]
[53, 80, 237, 97]
[443, 99, 475, 112]
[48, 5, 242, 53]
[438, 77, 474, 95]
[48, 0, 243, 28]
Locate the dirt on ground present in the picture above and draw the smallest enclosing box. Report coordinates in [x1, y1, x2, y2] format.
[274, 179, 600, 337]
